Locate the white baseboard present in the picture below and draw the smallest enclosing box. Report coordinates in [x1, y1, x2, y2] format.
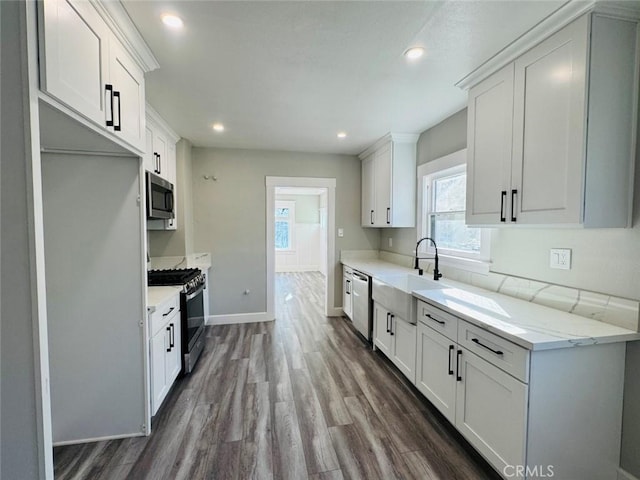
[206, 312, 274, 325]
[327, 307, 344, 317]
[619, 468, 640, 480]
[275, 265, 320, 273]
[53, 431, 143, 447]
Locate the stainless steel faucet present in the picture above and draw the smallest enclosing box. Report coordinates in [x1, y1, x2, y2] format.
[414, 237, 442, 281]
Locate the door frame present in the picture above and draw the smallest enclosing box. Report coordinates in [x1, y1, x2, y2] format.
[266, 176, 337, 319]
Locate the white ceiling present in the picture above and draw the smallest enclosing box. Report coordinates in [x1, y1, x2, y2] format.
[123, 0, 567, 155]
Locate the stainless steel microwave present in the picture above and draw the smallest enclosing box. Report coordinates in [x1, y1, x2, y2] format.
[146, 171, 175, 220]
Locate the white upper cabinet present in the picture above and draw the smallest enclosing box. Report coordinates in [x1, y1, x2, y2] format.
[39, 0, 156, 152]
[465, 12, 639, 227]
[360, 133, 418, 228]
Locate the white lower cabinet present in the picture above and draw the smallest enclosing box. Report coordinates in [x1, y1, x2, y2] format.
[373, 302, 416, 383]
[343, 266, 353, 320]
[415, 299, 626, 480]
[149, 294, 181, 416]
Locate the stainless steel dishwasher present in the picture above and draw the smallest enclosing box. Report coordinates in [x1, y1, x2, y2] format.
[351, 270, 371, 341]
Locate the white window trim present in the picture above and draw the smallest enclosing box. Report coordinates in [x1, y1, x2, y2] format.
[417, 149, 491, 275]
[275, 200, 296, 253]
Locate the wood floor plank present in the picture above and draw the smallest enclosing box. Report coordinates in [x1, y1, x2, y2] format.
[240, 382, 273, 480]
[204, 440, 242, 479]
[290, 368, 340, 474]
[272, 401, 308, 480]
[309, 470, 345, 480]
[248, 333, 267, 383]
[169, 403, 218, 480]
[304, 351, 352, 426]
[328, 424, 381, 480]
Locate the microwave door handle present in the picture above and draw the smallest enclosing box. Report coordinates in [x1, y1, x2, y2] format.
[166, 191, 174, 213]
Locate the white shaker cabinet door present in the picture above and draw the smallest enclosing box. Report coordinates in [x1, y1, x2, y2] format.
[109, 40, 146, 151]
[390, 315, 416, 383]
[150, 327, 169, 416]
[511, 15, 588, 225]
[416, 323, 456, 424]
[455, 348, 528, 475]
[374, 143, 393, 227]
[361, 155, 375, 226]
[165, 319, 181, 385]
[373, 303, 393, 357]
[40, 0, 110, 127]
[466, 64, 514, 225]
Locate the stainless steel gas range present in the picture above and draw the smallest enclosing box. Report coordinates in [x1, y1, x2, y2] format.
[148, 268, 206, 373]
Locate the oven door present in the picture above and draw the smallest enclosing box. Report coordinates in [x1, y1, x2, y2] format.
[182, 283, 206, 373]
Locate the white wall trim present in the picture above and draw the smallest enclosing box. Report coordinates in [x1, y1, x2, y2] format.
[618, 468, 640, 480]
[26, 1, 54, 477]
[207, 312, 273, 325]
[53, 431, 143, 447]
[266, 177, 336, 320]
[327, 307, 344, 318]
[275, 265, 320, 273]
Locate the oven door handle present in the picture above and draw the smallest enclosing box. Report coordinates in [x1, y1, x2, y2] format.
[185, 283, 205, 300]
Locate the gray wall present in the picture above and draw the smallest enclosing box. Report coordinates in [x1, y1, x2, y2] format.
[381, 106, 640, 478]
[149, 138, 195, 257]
[191, 147, 379, 316]
[1, 1, 45, 477]
[275, 194, 321, 224]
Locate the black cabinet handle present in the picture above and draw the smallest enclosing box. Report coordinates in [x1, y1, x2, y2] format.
[448, 345, 454, 375]
[386, 312, 390, 333]
[500, 190, 507, 222]
[370, 210, 374, 225]
[390, 314, 394, 336]
[155, 153, 160, 174]
[511, 189, 517, 222]
[162, 307, 175, 317]
[425, 313, 445, 325]
[105, 84, 114, 127]
[166, 326, 171, 352]
[113, 91, 121, 131]
[386, 207, 391, 225]
[456, 349, 462, 381]
[157, 154, 161, 175]
[170, 323, 175, 348]
[472, 338, 504, 356]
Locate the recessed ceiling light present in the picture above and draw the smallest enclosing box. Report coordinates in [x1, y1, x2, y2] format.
[404, 46, 425, 60]
[212, 123, 225, 132]
[161, 14, 183, 29]
[337, 132, 347, 139]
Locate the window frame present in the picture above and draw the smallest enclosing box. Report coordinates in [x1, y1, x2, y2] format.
[275, 200, 296, 252]
[417, 149, 491, 270]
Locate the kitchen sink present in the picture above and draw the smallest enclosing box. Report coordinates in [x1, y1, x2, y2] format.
[372, 273, 446, 323]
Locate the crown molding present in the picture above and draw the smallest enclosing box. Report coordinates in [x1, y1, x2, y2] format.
[146, 103, 180, 142]
[92, 0, 159, 73]
[358, 132, 419, 159]
[456, 0, 597, 90]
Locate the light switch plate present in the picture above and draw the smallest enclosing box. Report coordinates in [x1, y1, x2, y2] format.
[337, 228, 344, 238]
[550, 248, 571, 270]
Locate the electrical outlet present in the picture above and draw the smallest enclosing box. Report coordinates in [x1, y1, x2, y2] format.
[388, 237, 393, 247]
[550, 248, 571, 270]
[337, 228, 344, 238]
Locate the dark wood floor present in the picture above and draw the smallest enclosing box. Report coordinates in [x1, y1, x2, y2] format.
[54, 272, 501, 480]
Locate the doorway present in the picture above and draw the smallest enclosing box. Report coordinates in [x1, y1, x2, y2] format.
[265, 177, 337, 320]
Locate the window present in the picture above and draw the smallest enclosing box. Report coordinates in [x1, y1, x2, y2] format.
[275, 201, 295, 251]
[418, 150, 489, 265]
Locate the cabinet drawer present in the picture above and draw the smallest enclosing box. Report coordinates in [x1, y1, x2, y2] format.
[417, 300, 458, 342]
[150, 295, 180, 336]
[458, 320, 529, 383]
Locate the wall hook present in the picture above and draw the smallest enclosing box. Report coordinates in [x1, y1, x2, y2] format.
[203, 175, 218, 181]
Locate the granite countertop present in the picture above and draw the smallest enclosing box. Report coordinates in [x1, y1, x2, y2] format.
[342, 257, 640, 351]
[147, 286, 182, 313]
